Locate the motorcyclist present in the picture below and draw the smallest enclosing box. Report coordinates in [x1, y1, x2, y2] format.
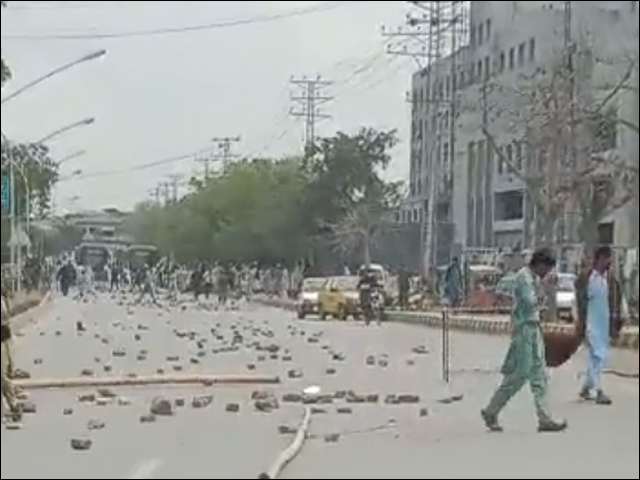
[358, 268, 381, 312]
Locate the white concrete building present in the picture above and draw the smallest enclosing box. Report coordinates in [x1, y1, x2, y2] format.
[406, 1, 639, 258]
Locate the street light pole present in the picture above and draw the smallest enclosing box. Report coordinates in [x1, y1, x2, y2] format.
[6, 145, 30, 293]
[1, 50, 106, 105]
[35, 117, 94, 144]
[9, 149, 16, 290]
[56, 150, 86, 165]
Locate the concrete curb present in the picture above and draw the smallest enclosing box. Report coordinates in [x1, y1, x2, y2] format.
[386, 311, 638, 350]
[256, 297, 638, 350]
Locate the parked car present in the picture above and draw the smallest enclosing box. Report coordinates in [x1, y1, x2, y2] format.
[556, 273, 576, 322]
[296, 277, 325, 319]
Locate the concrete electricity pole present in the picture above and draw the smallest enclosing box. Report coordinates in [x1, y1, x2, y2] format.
[149, 185, 161, 205]
[195, 156, 213, 180]
[160, 182, 170, 206]
[384, 1, 467, 271]
[211, 136, 241, 169]
[290, 76, 332, 151]
[167, 174, 182, 203]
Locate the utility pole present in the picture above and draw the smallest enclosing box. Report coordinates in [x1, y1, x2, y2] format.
[290, 76, 332, 151]
[167, 174, 182, 203]
[149, 185, 161, 205]
[386, 1, 467, 271]
[211, 136, 241, 169]
[160, 182, 170, 206]
[195, 156, 213, 180]
[561, 0, 576, 245]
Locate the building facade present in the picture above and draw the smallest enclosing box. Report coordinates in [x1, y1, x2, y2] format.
[405, 1, 639, 265]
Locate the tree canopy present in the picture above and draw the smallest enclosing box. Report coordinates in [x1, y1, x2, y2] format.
[1, 2, 10, 86]
[126, 128, 403, 269]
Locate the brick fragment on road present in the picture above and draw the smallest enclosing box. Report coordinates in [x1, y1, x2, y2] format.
[70, 438, 92, 451]
[190, 395, 213, 408]
[149, 397, 173, 416]
[4, 295, 636, 478]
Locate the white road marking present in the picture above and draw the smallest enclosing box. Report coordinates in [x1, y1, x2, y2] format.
[127, 459, 164, 479]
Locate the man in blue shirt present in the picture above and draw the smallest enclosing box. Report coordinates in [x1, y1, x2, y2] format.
[580, 246, 613, 404]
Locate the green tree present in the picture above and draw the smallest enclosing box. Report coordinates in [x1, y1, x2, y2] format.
[1, 140, 59, 216]
[305, 128, 398, 223]
[1, 1, 10, 86]
[127, 128, 403, 269]
[127, 158, 310, 265]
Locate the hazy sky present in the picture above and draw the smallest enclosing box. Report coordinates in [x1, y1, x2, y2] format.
[1, 1, 419, 212]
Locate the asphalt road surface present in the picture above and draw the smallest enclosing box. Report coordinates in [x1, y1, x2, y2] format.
[2, 294, 638, 479]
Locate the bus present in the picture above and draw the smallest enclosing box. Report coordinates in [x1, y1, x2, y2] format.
[127, 244, 159, 268]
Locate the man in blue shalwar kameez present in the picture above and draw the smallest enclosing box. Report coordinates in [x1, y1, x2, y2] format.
[481, 248, 567, 433]
[579, 246, 613, 404]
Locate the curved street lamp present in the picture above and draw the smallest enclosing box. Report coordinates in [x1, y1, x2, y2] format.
[1, 49, 106, 105]
[58, 169, 83, 182]
[35, 117, 95, 144]
[56, 149, 86, 165]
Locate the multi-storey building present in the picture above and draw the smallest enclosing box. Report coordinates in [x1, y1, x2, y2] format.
[405, 1, 639, 266]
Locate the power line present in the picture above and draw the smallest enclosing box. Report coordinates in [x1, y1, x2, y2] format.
[65, 40, 409, 181]
[6, 1, 179, 11]
[64, 50, 391, 181]
[72, 145, 214, 180]
[290, 76, 332, 150]
[1, 1, 361, 40]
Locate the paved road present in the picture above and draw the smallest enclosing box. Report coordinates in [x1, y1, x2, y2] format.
[2, 295, 638, 478]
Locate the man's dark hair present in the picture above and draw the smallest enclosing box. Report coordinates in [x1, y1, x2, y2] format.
[529, 247, 556, 268]
[593, 245, 612, 261]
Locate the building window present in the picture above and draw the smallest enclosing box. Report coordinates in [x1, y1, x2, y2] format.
[509, 47, 515, 70]
[497, 147, 504, 174]
[477, 60, 483, 81]
[478, 23, 484, 46]
[498, 51, 505, 72]
[494, 191, 524, 221]
[528, 38, 536, 62]
[518, 42, 525, 67]
[485, 19, 492, 41]
[484, 56, 491, 80]
[506, 144, 514, 172]
[470, 25, 476, 48]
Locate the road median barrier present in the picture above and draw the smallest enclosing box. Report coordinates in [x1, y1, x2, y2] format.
[386, 311, 638, 350]
[256, 297, 638, 350]
[14, 373, 281, 390]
